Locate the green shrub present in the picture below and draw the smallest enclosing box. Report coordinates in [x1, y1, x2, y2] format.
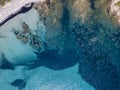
[0, 0, 5, 6]
[116, 1, 120, 7]
[0, 0, 11, 6]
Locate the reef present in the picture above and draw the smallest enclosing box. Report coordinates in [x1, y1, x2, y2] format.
[0, 0, 120, 90]
[32, 0, 120, 89]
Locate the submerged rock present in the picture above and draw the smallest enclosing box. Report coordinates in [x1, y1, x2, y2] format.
[0, 0, 120, 90]
[33, 0, 64, 50]
[22, 22, 30, 34]
[0, 53, 14, 70]
[10, 79, 26, 90]
[33, 0, 120, 89]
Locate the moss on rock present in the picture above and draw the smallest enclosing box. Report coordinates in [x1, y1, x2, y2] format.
[116, 1, 120, 7]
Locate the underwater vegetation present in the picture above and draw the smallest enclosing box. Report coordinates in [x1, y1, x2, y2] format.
[0, 0, 120, 90]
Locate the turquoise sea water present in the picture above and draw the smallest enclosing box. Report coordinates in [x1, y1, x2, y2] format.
[0, 5, 120, 90]
[0, 8, 95, 90]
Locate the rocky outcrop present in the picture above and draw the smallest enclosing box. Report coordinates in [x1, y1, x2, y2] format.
[10, 79, 26, 90]
[31, 0, 120, 90]
[33, 0, 64, 51]
[0, 0, 120, 90]
[0, 0, 119, 69]
[110, 0, 120, 23]
[14, 22, 45, 51]
[32, 0, 119, 51]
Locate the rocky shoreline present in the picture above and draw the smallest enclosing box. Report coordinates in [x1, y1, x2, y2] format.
[0, 0, 120, 90]
[110, 0, 120, 23]
[0, 0, 120, 26]
[0, 0, 45, 26]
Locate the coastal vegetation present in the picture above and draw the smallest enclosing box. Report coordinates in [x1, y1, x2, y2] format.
[116, 1, 120, 7]
[0, 0, 11, 6]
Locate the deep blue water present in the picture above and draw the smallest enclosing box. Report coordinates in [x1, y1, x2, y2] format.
[0, 1, 120, 90]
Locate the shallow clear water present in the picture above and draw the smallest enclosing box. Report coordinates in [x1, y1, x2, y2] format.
[0, 3, 120, 90]
[0, 8, 95, 90]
